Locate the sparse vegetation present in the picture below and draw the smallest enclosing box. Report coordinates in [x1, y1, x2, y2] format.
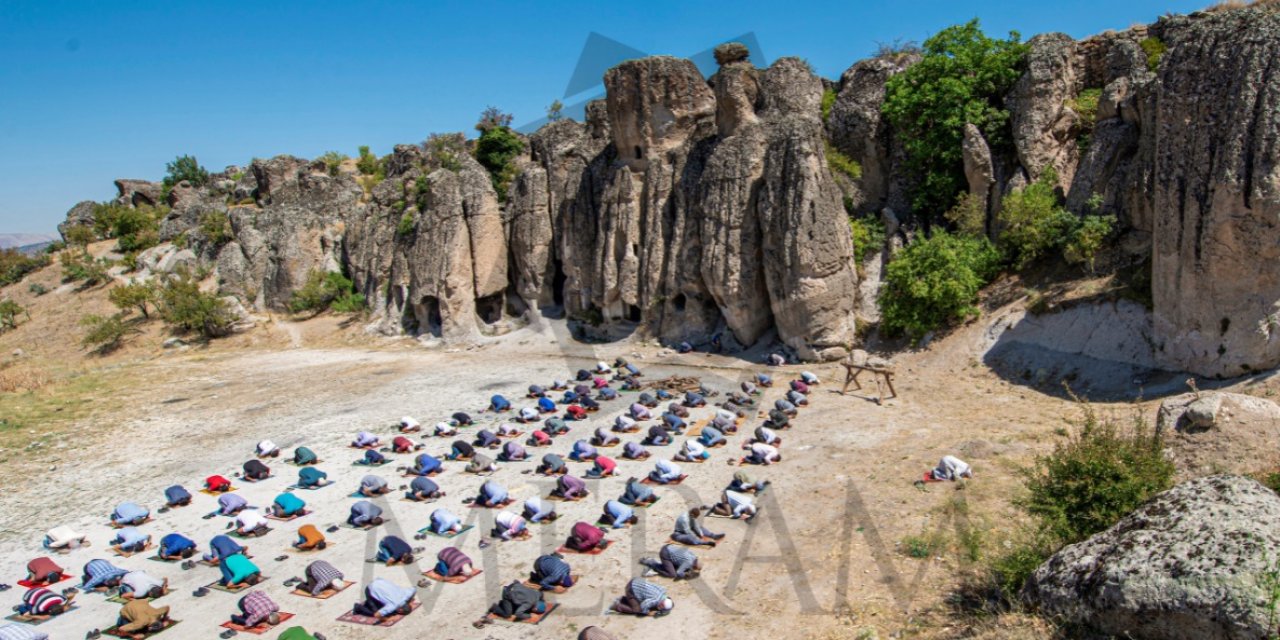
[424, 133, 467, 173]
[0, 249, 51, 288]
[850, 216, 886, 263]
[474, 108, 524, 200]
[397, 212, 415, 238]
[1140, 36, 1166, 72]
[821, 87, 837, 122]
[318, 151, 348, 176]
[199, 211, 233, 246]
[901, 532, 944, 558]
[109, 281, 157, 318]
[59, 251, 111, 287]
[92, 202, 167, 253]
[288, 269, 365, 315]
[946, 191, 988, 238]
[1063, 214, 1115, 273]
[1068, 88, 1103, 152]
[879, 231, 1001, 339]
[156, 271, 235, 338]
[27, 283, 47, 296]
[356, 145, 383, 177]
[80, 313, 132, 353]
[162, 155, 210, 189]
[63, 225, 95, 248]
[874, 38, 922, 59]
[882, 20, 1029, 221]
[825, 141, 862, 182]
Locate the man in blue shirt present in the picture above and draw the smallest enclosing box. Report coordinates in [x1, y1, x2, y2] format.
[110, 527, 151, 555]
[475, 480, 509, 508]
[203, 534, 245, 563]
[530, 553, 574, 592]
[158, 533, 196, 560]
[405, 476, 444, 502]
[429, 508, 461, 535]
[111, 502, 150, 526]
[376, 536, 414, 566]
[347, 501, 383, 528]
[353, 578, 415, 619]
[163, 485, 191, 507]
[80, 559, 127, 591]
[599, 500, 637, 529]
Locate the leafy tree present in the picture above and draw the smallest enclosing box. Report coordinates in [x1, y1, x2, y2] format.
[162, 155, 210, 189]
[945, 192, 987, 238]
[546, 100, 565, 122]
[0, 299, 27, 331]
[356, 145, 383, 176]
[80, 313, 132, 353]
[157, 272, 234, 338]
[475, 106, 514, 132]
[997, 168, 1078, 270]
[475, 121, 524, 200]
[109, 281, 157, 318]
[882, 20, 1029, 222]
[879, 230, 1001, 339]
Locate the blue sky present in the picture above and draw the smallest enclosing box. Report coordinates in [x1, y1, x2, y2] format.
[0, 0, 1204, 234]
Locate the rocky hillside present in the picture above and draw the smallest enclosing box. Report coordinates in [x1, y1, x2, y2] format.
[56, 4, 1280, 372]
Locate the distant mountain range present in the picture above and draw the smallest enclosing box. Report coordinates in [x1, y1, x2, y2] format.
[0, 233, 57, 252]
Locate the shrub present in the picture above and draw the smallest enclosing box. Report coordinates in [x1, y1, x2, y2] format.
[475, 124, 524, 200]
[546, 100, 565, 122]
[199, 211, 233, 246]
[1064, 214, 1116, 273]
[356, 145, 383, 176]
[80, 313, 131, 353]
[997, 168, 1077, 270]
[0, 249, 51, 287]
[288, 270, 365, 315]
[59, 251, 110, 286]
[162, 155, 210, 189]
[27, 283, 47, 296]
[946, 191, 988, 238]
[1020, 404, 1174, 546]
[109, 281, 156, 318]
[879, 231, 1001, 339]
[873, 38, 922, 60]
[989, 532, 1055, 604]
[397, 212, 415, 237]
[1068, 88, 1103, 152]
[821, 88, 837, 122]
[43, 240, 66, 254]
[475, 106, 514, 132]
[1139, 37, 1166, 72]
[850, 216, 886, 263]
[423, 133, 467, 172]
[901, 532, 943, 558]
[882, 20, 1029, 221]
[92, 202, 166, 253]
[156, 272, 234, 338]
[64, 225, 96, 248]
[826, 141, 862, 181]
[0, 299, 27, 331]
[318, 151, 348, 176]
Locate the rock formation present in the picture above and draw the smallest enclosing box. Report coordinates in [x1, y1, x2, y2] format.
[1024, 475, 1280, 639]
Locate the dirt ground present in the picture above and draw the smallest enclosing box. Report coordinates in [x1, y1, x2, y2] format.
[1, 270, 1265, 639]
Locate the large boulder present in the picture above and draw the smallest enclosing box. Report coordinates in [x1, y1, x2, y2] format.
[57, 201, 97, 240]
[827, 54, 917, 214]
[113, 179, 163, 208]
[1024, 475, 1280, 640]
[1007, 33, 1081, 190]
[1150, 7, 1280, 377]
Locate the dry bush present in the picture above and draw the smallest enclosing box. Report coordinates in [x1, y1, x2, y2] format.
[0, 367, 51, 393]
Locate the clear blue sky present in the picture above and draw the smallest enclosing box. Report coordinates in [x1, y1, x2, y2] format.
[0, 0, 1203, 234]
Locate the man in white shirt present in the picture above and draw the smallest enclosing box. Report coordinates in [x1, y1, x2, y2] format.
[120, 570, 167, 600]
[234, 509, 270, 537]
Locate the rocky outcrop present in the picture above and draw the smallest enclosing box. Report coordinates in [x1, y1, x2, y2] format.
[827, 54, 917, 215]
[1150, 7, 1280, 377]
[1157, 391, 1280, 478]
[1006, 33, 1081, 189]
[961, 123, 995, 218]
[113, 179, 163, 208]
[1024, 475, 1280, 639]
[57, 201, 97, 240]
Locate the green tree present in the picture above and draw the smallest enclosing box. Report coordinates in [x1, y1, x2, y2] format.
[882, 20, 1029, 221]
[0, 249, 51, 287]
[162, 155, 210, 189]
[546, 100, 565, 122]
[109, 281, 157, 318]
[475, 122, 524, 200]
[59, 251, 110, 286]
[356, 145, 383, 176]
[288, 269, 365, 315]
[1064, 214, 1115, 273]
[997, 168, 1078, 270]
[318, 151, 348, 176]
[156, 272, 234, 338]
[80, 313, 132, 353]
[879, 230, 1001, 339]
[0, 299, 27, 331]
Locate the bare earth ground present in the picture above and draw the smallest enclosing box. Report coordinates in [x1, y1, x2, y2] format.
[2, 270, 1270, 639]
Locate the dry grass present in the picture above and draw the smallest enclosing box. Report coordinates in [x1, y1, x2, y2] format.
[0, 365, 51, 392]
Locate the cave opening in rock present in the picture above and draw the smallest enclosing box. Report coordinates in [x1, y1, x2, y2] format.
[418, 295, 443, 337]
[476, 293, 504, 324]
[673, 293, 687, 312]
[552, 259, 567, 307]
[627, 304, 642, 322]
[634, 145, 642, 160]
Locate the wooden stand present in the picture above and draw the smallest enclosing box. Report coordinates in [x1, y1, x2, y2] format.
[841, 361, 897, 404]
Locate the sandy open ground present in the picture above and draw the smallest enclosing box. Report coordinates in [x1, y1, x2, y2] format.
[0, 314, 1126, 639]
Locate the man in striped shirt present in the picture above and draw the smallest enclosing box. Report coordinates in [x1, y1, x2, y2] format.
[80, 559, 127, 591]
[611, 577, 673, 616]
[230, 590, 280, 628]
[14, 587, 73, 619]
[641, 544, 701, 580]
